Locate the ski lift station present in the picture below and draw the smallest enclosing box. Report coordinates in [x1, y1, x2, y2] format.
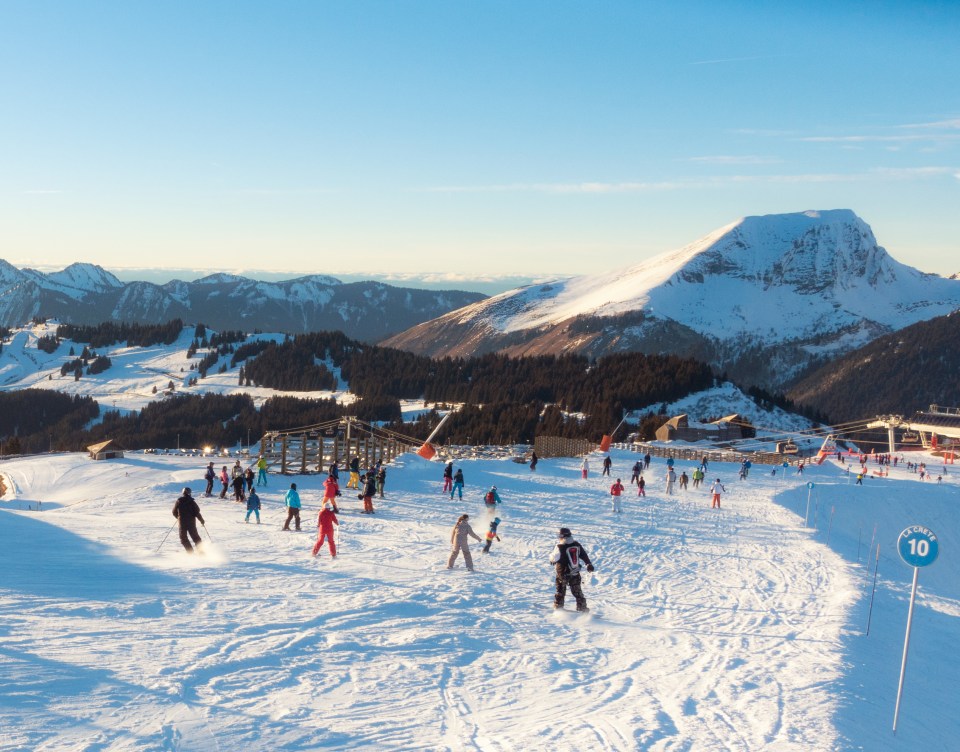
[867, 404, 960, 455]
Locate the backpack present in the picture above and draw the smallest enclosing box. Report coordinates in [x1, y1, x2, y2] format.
[485, 490, 495, 504]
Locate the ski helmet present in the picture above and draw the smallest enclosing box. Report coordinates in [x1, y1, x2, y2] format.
[559, 527, 571, 538]
[182, 487, 192, 496]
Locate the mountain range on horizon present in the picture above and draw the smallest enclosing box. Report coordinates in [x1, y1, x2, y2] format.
[0, 261, 485, 342]
[382, 209, 960, 390]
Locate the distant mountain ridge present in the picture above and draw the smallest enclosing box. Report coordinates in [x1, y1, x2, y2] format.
[382, 210, 960, 389]
[0, 261, 486, 341]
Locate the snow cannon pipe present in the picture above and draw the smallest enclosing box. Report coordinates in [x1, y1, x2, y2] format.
[424, 411, 454, 445]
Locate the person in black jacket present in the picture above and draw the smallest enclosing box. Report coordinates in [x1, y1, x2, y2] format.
[549, 527, 595, 612]
[173, 487, 205, 553]
[359, 472, 378, 514]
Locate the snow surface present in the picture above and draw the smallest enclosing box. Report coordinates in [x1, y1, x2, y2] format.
[2, 447, 958, 751]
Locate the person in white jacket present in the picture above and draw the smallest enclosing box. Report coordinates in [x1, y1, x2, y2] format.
[447, 514, 482, 571]
[580, 457, 590, 480]
[710, 479, 726, 509]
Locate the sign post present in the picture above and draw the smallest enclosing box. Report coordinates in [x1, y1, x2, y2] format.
[803, 482, 815, 527]
[892, 525, 939, 733]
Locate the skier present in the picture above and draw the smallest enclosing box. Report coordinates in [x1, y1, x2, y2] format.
[376, 465, 386, 498]
[637, 475, 646, 497]
[630, 461, 642, 485]
[329, 462, 340, 482]
[530, 451, 538, 471]
[484, 485, 501, 509]
[282, 483, 302, 531]
[245, 488, 261, 523]
[219, 465, 229, 499]
[643, 452, 651, 470]
[665, 467, 676, 495]
[447, 513, 482, 571]
[442, 461, 454, 493]
[172, 487, 205, 553]
[580, 456, 590, 480]
[359, 471, 377, 514]
[601, 455, 612, 477]
[610, 478, 624, 514]
[232, 472, 246, 503]
[679, 471, 689, 491]
[450, 468, 465, 500]
[323, 473, 341, 512]
[312, 498, 339, 557]
[550, 527, 594, 612]
[244, 466, 255, 493]
[203, 462, 216, 497]
[482, 517, 502, 554]
[710, 478, 725, 509]
[256, 455, 268, 486]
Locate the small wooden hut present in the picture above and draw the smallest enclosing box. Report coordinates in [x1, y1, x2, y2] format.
[87, 440, 125, 461]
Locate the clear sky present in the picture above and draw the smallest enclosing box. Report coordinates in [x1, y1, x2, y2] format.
[2, 0, 958, 286]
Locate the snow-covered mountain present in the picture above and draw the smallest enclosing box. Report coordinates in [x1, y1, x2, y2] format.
[0, 263, 485, 341]
[383, 210, 960, 388]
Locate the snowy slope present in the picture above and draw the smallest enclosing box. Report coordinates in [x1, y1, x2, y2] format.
[1, 447, 957, 750]
[0, 322, 354, 416]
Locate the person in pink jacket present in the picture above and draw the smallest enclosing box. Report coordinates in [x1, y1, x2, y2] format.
[312, 499, 339, 557]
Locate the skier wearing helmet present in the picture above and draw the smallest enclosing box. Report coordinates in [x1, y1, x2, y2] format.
[172, 487, 205, 553]
[550, 527, 595, 612]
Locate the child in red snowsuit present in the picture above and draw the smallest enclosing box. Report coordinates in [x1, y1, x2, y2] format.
[323, 474, 341, 512]
[312, 500, 339, 557]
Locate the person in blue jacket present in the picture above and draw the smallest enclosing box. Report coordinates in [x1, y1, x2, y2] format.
[282, 483, 302, 531]
[245, 488, 262, 524]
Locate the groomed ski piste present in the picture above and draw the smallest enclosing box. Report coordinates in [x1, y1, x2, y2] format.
[1, 447, 958, 751]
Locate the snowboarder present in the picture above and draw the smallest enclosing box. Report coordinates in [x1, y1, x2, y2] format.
[602, 455, 612, 477]
[450, 468, 465, 500]
[550, 527, 594, 612]
[484, 485, 501, 509]
[359, 472, 377, 513]
[245, 488, 261, 523]
[710, 478, 725, 509]
[312, 499, 339, 557]
[172, 487, 205, 553]
[442, 461, 454, 493]
[580, 456, 590, 479]
[447, 513, 482, 571]
[282, 483, 302, 530]
[482, 517, 502, 554]
[256, 455, 268, 486]
[610, 478, 624, 514]
[203, 462, 216, 497]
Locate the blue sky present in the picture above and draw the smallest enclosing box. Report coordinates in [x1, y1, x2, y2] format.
[2, 0, 958, 287]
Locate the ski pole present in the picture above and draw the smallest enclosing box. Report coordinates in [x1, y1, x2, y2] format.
[156, 521, 178, 553]
[201, 522, 214, 544]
